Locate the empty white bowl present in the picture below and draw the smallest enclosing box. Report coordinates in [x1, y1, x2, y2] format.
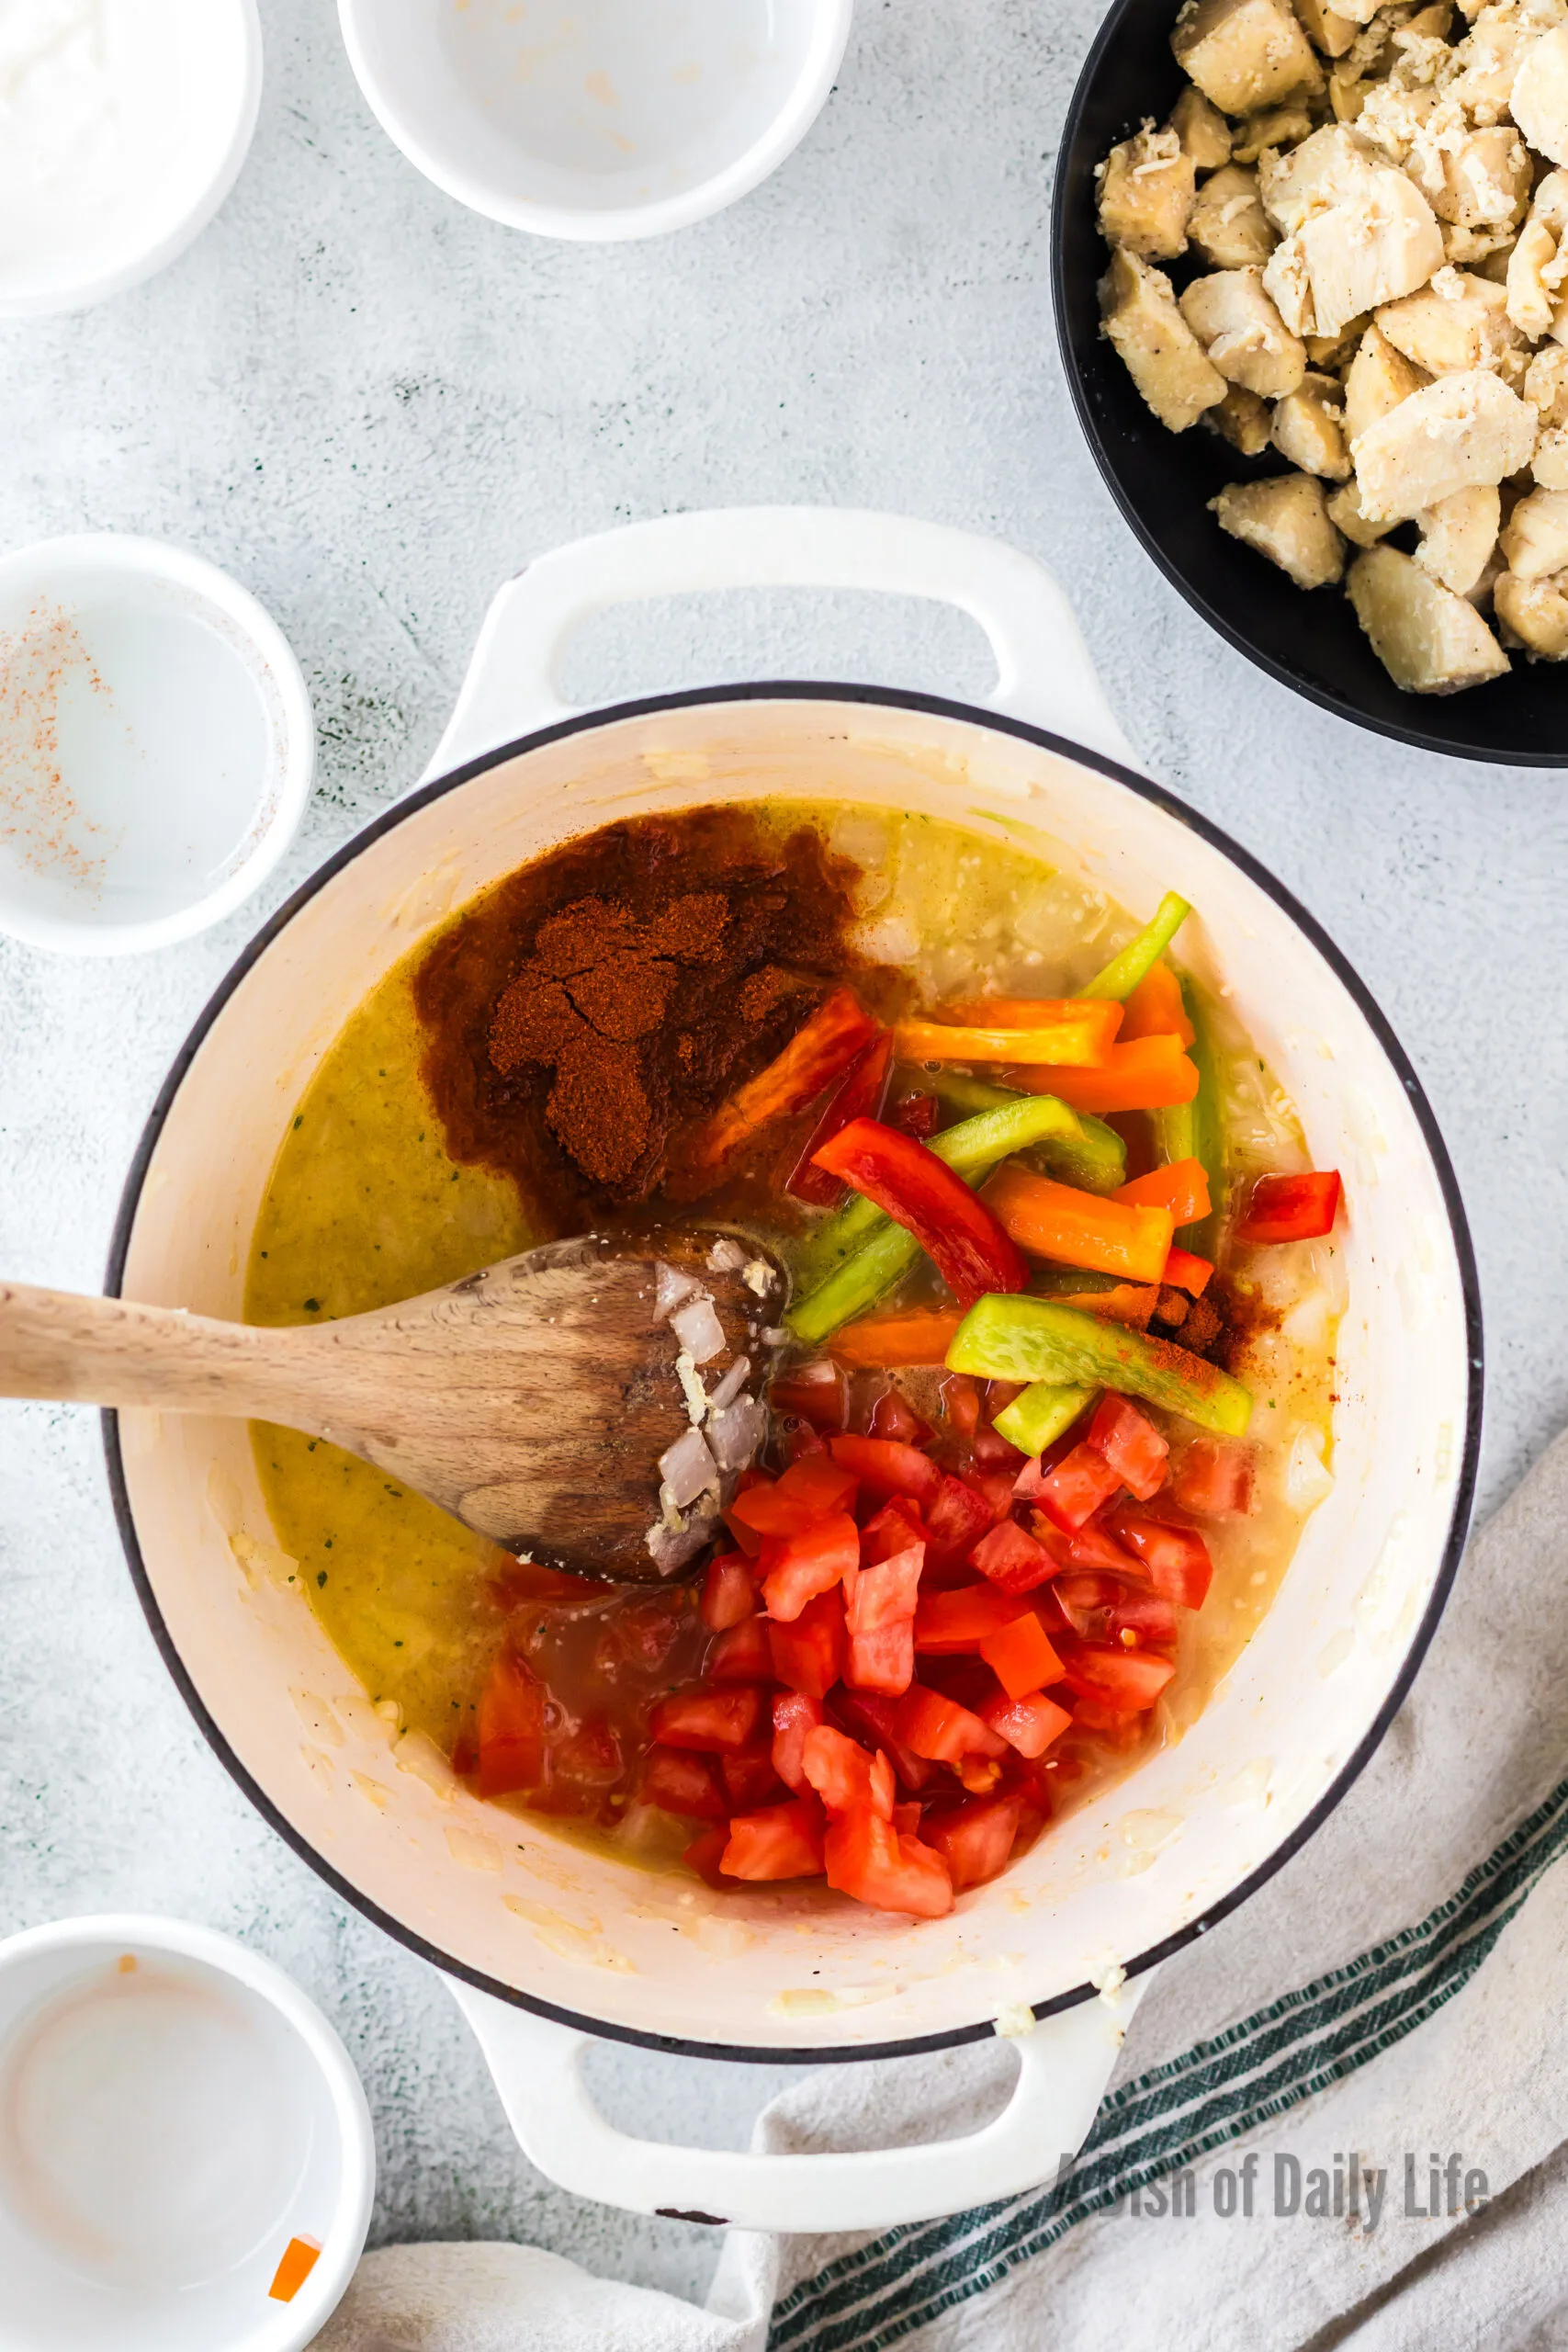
[0, 535, 314, 956]
[0, 1916, 374, 2352]
[0, 0, 263, 319]
[338, 0, 854, 241]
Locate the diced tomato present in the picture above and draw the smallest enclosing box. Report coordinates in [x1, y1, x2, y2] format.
[1032, 1510, 1145, 1577]
[1055, 1638, 1176, 1713]
[785, 1420, 829, 1463]
[1069, 1694, 1154, 1749]
[1054, 1572, 1179, 1648]
[893, 1800, 923, 1835]
[1108, 1508, 1214, 1608]
[701, 1552, 758, 1631]
[985, 1378, 1027, 1419]
[1235, 1169, 1343, 1244]
[761, 1511, 861, 1622]
[845, 1546, 923, 1634]
[801, 1725, 896, 1817]
[770, 1359, 849, 1430]
[889, 1091, 940, 1137]
[831, 1689, 936, 1792]
[813, 1118, 1030, 1307]
[720, 1746, 784, 1813]
[972, 1426, 1026, 1472]
[787, 1030, 894, 1207]
[649, 1686, 763, 1752]
[845, 1618, 917, 1696]
[829, 1432, 942, 1506]
[772, 1690, 825, 1794]
[897, 1684, 1009, 1764]
[768, 1587, 845, 1701]
[722, 1798, 827, 1881]
[1087, 1395, 1169, 1503]
[731, 1453, 858, 1536]
[914, 1583, 1029, 1653]
[860, 1498, 927, 1565]
[1034, 1442, 1125, 1533]
[824, 1804, 954, 1917]
[978, 1610, 1064, 1700]
[920, 1795, 1022, 1893]
[722, 1467, 770, 1557]
[942, 1374, 982, 1439]
[640, 1744, 727, 1820]
[869, 1386, 933, 1445]
[683, 1826, 731, 1888]
[979, 1689, 1073, 1758]
[476, 1653, 546, 1799]
[925, 1474, 998, 1566]
[957, 1754, 1004, 1794]
[1170, 1438, 1255, 1518]
[708, 1614, 773, 1680]
[968, 1518, 1055, 1596]
[968, 1468, 1021, 1522]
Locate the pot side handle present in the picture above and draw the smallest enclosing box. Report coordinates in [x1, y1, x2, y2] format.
[421, 506, 1139, 781]
[448, 1973, 1145, 2235]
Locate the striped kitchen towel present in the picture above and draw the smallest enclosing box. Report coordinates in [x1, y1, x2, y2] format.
[317, 1428, 1568, 2352]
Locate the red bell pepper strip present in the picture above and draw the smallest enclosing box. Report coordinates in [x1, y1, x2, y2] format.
[812, 1117, 1028, 1307]
[683, 988, 880, 1191]
[1235, 1170, 1343, 1243]
[786, 1030, 894, 1207]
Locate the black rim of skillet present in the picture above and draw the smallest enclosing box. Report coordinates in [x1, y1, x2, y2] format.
[1051, 0, 1566, 767]
[104, 680, 1484, 2069]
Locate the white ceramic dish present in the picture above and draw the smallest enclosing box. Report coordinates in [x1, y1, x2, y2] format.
[104, 508, 1480, 2233]
[337, 0, 853, 241]
[0, 535, 314, 956]
[0, 0, 262, 319]
[0, 1914, 373, 2352]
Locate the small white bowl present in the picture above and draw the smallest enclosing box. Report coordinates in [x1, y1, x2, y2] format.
[0, 1916, 374, 2352]
[338, 0, 854, 241]
[0, 0, 263, 319]
[0, 535, 314, 956]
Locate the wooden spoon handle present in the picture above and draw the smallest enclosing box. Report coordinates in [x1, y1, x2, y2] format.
[0, 1281, 327, 1427]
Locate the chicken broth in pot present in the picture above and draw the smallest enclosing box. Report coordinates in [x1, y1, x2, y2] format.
[245, 800, 1341, 1917]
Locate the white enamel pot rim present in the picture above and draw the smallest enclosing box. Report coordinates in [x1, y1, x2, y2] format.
[96, 510, 1482, 2233]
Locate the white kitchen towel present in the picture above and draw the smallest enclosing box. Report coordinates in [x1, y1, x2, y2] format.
[314, 1426, 1568, 2352]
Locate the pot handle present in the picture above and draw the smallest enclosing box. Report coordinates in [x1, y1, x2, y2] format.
[448, 1973, 1145, 2235]
[422, 507, 1138, 781]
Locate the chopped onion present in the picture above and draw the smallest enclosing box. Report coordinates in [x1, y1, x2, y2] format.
[761, 1326, 788, 1346]
[707, 1355, 750, 1413]
[707, 1238, 748, 1272]
[709, 1395, 767, 1473]
[743, 1259, 775, 1297]
[1285, 1425, 1335, 1511]
[653, 1261, 700, 1320]
[671, 1294, 726, 1364]
[658, 1426, 719, 1509]
[643, 1517, 712, 1576]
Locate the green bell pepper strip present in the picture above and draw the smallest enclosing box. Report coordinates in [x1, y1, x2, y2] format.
[1151, 977, 1224, 1257]
[922, 1071, 1126, 1195]
[789, 1094, 1095, 1342]
[946, 1295, 1253, 1436]
[1081, 891, 1191, 1003]
[991, 1382, 1096, 1456]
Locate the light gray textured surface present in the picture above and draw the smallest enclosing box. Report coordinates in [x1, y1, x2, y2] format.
[0, 0, 1564, 2312]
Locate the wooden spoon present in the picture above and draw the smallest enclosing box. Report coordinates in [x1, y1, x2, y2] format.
[0, 1230, 786, 1585]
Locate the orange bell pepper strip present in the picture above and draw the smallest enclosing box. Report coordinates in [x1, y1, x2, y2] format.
[896, 1001, 1122, 1068]
[1007, 1033, 1200, 1114]
[682, 988, 879, 1188]
[1118, 960, 1196, 1046]
[1115, 1156, 1212, 1225]
[1053, 1283, 1158, 1329]
[828, 1306, 965, 1367]
[1163, 1244, 1214, 1295]
[986, 1160, 1175, 1284]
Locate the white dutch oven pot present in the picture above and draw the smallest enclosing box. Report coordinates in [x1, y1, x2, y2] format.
[106, 510, 1480, 2234]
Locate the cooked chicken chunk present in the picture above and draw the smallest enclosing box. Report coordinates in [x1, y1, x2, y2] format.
[1444, 1, 1555, 127]
[1263, 163, 1445, 334]
[1212, 470, 1348, 582]
[1181, 265, 1312, 392]
[1173, 0, 1325, 112]
[1505, 170, 1568, 338]
[1348, 544, 1511, 684]
[1508, 22, 1568, 164]
[1353, 367, 1536, 517]
[1169, 84, 1235, 166]
[1099, 124, 1199, 258]
[1293, 0, 1361, 56]
[1498, 481, 1568, 569]
[1532, 422, 1568, 479]
[1415, 483, 1502, 587]
[1327, 476, 1398, 538]
[1272, 368, 1355, 469]
[1258, 124, 1379, 230]
[1234, 100, 1319, 159]
[1374, 266, 1523, 371]
[1343, 321, 1432, 445]
[1494, 564, 1568, 648]
[1427, 127, 1531, 228]
[1525, 339, 1568, 418]
[1100, 248, 1230, 428]
[1210, 381, 1278, 449]
[1189, 164, 1280, 266]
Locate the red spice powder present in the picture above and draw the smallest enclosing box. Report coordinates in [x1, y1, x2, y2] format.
[0, 599, 115, 892]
